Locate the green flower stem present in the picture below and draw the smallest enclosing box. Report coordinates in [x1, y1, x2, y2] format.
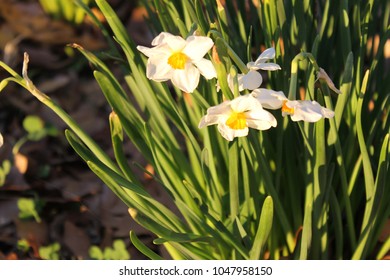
[21, 53, 121, 174]
[228, 140, 239, 219]
[289, 53, 320, 102]
[287, 53, 314, 100]
[226, 43, 249, 74]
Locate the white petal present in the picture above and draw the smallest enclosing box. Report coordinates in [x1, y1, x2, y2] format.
[183, 36, 214, 61]
[240, 70, 263, 90]
[288, 100, 334, 122]
[136, 45, 152, 57]
[171, 63, 200, 92]
[231, 127, 250, 138]
[227, 73, 243, 92]
[0, 133, 3, 148]
[151, 32, 174, 45]
[245, 101, 278, 130]
[246, 61, 256, 68]
[206, 100, 231, 116]
[251, 62, 281, 71]
[146, 54, 172, 81]
[199, 115, 218, 128]
[203, 105, 230, 125]
[251, 88, 287, 109]
[217, 123, 235, 141]
[152, 32, 186, 51]
[199, 101, 231, 128]
[230, 94, 256, 112]
[227, 71, 262, 92]
[215, 80, 221, 92]
[247, 116, 277, 130]
[137, 44, 171, 58]
[254, 47, 276, 64]
[321, 107, 335, 118]
[248, 108, 277, 124]
[194, 58, 217, 79]
[290, 111, 322, 122]
[217, 122, 248, 141]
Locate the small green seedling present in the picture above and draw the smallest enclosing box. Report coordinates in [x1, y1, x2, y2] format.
[17, 197, 43, 223]
[0, 159, 11, 187]
[39, 242, 61, 260]
[89, 239, 130, 260]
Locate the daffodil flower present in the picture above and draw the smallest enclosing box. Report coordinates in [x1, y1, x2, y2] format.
[227, 48, 281, 92]
[199, 94, 277, 141]
[251, 88, 335, 122]
[250, 88, 287, 109]
[0, 133, 3, 148]
[137, 32, 217, 93]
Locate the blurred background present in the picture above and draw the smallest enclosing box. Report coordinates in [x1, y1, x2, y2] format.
[0, 0, 168, 260]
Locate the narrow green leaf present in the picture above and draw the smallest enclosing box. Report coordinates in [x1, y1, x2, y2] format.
[0, 60, 22, 80]
[332, 52, 354, 139]
[357, 71, 375, 229]
[162, 241, 210, 260]
[60, 0, 75, 23]
[322, 78, 357, 250]
[202, 210, 250, 259]
[65, 130, 153, 199]
[249, 133, 295, 253]
[376, 235, 390, 260]
[300, 185, 313, 260]
[92, 70, 152, 161]
[329, 189, 343, 260]
[250, 196, 274, 260]
[0, 77, 20, 92]
[109, 111, 141, 185]
[368, 134, 390, 255]
[73, 0, 91, 25]
[194, 0, 209, 34]
[339, 0, 352, 61]
[374, 134, 389, 192]
[129, 208, 208, 244]
[95, 0, 134, 53]
[130, 231, 163, 260]
[234, 217, 250, 249]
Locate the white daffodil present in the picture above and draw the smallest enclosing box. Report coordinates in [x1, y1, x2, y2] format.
[137, 32, 217, 93]
[0, 133, 3, 148]
[251, 88, 335, 122]
[227, 48, 281, 92]
[198, 94, 277, 141]
[251, 88, 287, 109]
[281, 100, 335, 122]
